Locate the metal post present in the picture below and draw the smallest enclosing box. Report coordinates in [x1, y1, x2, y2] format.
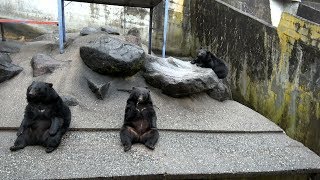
[162, 0, 169, 58]
[0, 23, 6, 41]
[62, 0, 66, 42]
[58, 0, 64, 53]
[148, 7, 153, 55]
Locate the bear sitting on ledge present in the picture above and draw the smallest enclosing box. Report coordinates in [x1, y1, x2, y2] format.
[120, 87, 159, 152]
[10, 81, 71, 153]
[191, 49, 228, 79]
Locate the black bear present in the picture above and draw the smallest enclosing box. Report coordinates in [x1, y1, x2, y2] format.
[120, 87, 159, 152]
[10, 81, 71, 153]
[191, 48, 228, 79]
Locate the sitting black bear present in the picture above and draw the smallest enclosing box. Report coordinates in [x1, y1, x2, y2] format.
[120, 87, 159, 152]
[191, 49, 228, 79]
[10, 81, 71, 153]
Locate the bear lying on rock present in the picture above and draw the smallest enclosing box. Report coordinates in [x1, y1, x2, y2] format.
[191, 49, 228, 79]
[10, 81, 71, 153]
[120, 87, 159, 152]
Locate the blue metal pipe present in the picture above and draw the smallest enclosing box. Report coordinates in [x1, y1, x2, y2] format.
[58, 0, 64, 53]
[162, 0, 169, 58]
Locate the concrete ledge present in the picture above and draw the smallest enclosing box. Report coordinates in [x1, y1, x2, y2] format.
[1, 131, 320, 179]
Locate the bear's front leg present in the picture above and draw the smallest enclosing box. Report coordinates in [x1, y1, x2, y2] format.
[49, 117, 63, 136]
[16, 117, 28, 136]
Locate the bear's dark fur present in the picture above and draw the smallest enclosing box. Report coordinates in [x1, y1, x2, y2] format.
[191, 49, 228, 79]
[10, 81, 71, 153]
[120, 87, 159, 152]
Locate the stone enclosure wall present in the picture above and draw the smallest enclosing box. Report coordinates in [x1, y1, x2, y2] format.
[152, 0, 320, 155]
[187, 0, 320, 155]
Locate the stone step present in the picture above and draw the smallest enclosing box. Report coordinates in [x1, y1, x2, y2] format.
[1, 131, 319, 179]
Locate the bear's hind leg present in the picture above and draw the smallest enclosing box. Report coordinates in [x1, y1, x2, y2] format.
[10, 130, 31, 151]
[120, 126, 139, 152]
[141, 129, 159, 150]
[44, 130, 63, 153]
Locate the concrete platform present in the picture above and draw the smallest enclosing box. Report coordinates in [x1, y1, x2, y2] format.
[0, 34, 282, 132]
[0, 34, 319, 179]
[1, 131, 320, 179]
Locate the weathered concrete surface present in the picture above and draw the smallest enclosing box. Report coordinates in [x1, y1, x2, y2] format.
[185, 0, 320, 156]
[303, 1, 320, 11]
[0, 33, 282, 132]
[220, 0, 272, 23]
[297, 3, 320, 24]
[1, 131, 320, 179]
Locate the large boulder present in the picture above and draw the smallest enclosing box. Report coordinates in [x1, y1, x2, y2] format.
[100, 26, 120, 35]
[80, 27, 98, 36]
[31, 53, 63, 77]
[143, 55, 231, 100]
[80, 36, 145, 76]
[0, 57, 23, 83]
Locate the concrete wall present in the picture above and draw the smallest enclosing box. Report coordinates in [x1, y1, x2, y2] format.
[220, 0, 272, 24]
[297, 3, 320, 24]
[188, 0, 320, 155]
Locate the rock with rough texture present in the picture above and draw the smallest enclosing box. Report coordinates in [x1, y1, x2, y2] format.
[80, 27, 98, 36]
[207, 82, 232, 101]
[31, 53, 62, 77]
[0, 53, 12, 63]
[0, 41, 22, 53]
[143, 55, 230, 100]
[80, 36, 145, 76]
[61, 95, 79, 106]
[125, 35, 142, 47]
[127, 27, 140, 37]
[86, 77, 110, 100]
[100, 26, 120, 35]
[0, 60, 23, 83]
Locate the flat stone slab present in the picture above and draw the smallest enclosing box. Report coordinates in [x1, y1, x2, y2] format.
[1, 131, 319, 179]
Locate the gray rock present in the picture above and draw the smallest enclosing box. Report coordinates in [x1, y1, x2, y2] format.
[143, 55, 230, 99]
[80, 36, 145, 76]
[100, 26, 120, 35]
[126, 28, 141, 47]
[207, 82, 232, 101]
[61, 95, 79, 106]
[86, 77, 110, 100]
[0, 60, 23, 83]
[0, 53, 12, 63]
[0, 41, 22, 53]
[125, 35, 142, 47]
[31, 53, 62, 77]
[127, 27, 140, 37]
[80, 27, 98, 36]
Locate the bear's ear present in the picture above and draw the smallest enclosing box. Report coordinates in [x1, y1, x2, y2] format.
[46, 83, 53, 88]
